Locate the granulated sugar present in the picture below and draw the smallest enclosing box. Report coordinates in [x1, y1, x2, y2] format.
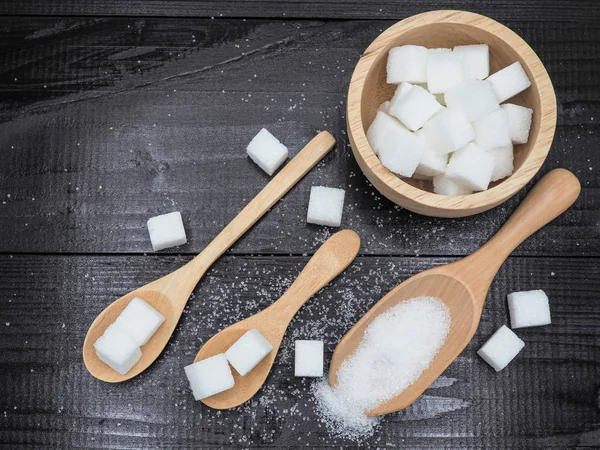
[313, 296, 451, 440]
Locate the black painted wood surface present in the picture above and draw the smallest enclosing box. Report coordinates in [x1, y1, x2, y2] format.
[0, 2, 599, 449]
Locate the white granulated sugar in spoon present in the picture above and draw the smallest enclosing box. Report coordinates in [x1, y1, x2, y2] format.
[313, 296, 451, 440]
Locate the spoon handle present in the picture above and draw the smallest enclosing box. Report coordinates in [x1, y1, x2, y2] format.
[273, 230, 361, 321]
[460, 169, 580, 297]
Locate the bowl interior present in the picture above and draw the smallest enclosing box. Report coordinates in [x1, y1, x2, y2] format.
[362, 22, 542, 193]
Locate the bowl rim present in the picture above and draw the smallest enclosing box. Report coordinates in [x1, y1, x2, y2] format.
[347, 10, 557, 217]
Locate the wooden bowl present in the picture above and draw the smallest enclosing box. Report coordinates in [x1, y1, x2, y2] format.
[347, 10, 557, 217]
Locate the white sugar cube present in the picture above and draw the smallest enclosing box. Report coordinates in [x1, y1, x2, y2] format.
[147, 211, 187, 252]
[225, 329, 274, 376]
[422, 109, 475, 155]
[184, 354, 234, 400]
[429, 47, 451, 53]
[489, 145, 514, 182]
[473, 109, 512, 149]
[414, 129, 447, 177]
[389, 84, 442, 131]
[427, 52, 464, 94]
[387, 45, 428, 84]
[477, 325, 525, 372]
[377, 101, 391, 114]
[433, 175, 473, 196]
[246, 128, 289, 176]
[445, 143, 494, 191]
[507, 289, 551, 329]
[94, 323, 142, 375]
[453, 44, 489, 79]
[487, 61, 532, 103]
[390, 82, 414, 102]
[502, 103, 533, 144]
[113, 297, 165, 346]
[367, 111, 401, 155]
[306, 186, 345, 227]
[294, 340, 324, 377]
[378, 122, 424, 177]
[444, 79, 500, 122]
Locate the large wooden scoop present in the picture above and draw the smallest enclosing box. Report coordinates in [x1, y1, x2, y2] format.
[330, 169, 580, 416]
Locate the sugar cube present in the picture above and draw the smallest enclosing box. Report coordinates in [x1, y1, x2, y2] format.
[390, 82, 414, 103]
[113, 297, 165, 346]
[507, 289, 551, 329]
[429, 47, 452, 53]
[295, 340, 324, 377]
[445, 143, 494, 191]
[389, 84, 442, 131]
[366, 111, 401, 155]
[487, 61, 531, 103]
[306, 186, 345, 227]
[414, 129, 448, 177]
[378, 123, 424, 177]
[225, 329, 274, 376]
[427, 52, 464, 94]
[184, 354, 234, 400]
[453, 44, 489, 79]
[473, 109, 512, 149]
[433, 175, 473, 196]
[386, 45, 428, 84]
[422, 109, 475, 155]
[477, 325, 525, 372]
[444, 79, 500, 122]
[94, 323, 142, 375]
[246, 128, 289, 176]
[377, 101, 391, 114]
[147, 211, 187, 252]
[502, 103, 533, 144]
[489, 145, 514, 182]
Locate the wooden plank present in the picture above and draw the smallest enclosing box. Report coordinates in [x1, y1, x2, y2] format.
[0, 17, 599, 256]
[0, 0, 598, 22]
[0, 254, 598, 448]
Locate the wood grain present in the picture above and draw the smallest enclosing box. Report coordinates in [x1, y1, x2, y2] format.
[0, 254, 598, 448]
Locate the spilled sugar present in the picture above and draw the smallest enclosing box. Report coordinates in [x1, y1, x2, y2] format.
[313, 296, 451, 440]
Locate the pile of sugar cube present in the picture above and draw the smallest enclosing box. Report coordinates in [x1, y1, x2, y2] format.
[185, 330, 324, 400]
[94, 297, 165, 374]
[368, 44, 534, 195]
[477, 289, 551, 371]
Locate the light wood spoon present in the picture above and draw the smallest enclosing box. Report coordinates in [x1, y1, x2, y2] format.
[330, 169, 580, 416]
[195, 229, 361, 409]
[83, 131, 336, 382]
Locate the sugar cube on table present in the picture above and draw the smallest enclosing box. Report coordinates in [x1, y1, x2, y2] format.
[502, 103, 533, 144]
[367, 111, 401, 155]
[507, 289, 551, 329]
[444, 79, 499, 122]
[225, 329, 274, 376]
[414, 129, 448, 177]
[445, 143, 494, 191]
[386, 45, 428, 84]
[422, 108, 475, 155]
[487, 61, 532, 103]
[489, 145, 514, 182]
[94, 324, 142, 375]
[378, 123, 424, 177]
[388, 84, 442, 131]
[113, 297, 165, 346]
[427, 51, 464, 94]
[473, 109, 512, 150]
[433, 175, 473, 196]
[184, 354, 235, 400]
[246, 128, 289, 176]
[306, 186, 345, 227]
[477, 325, 525, 372]
[453, 44, 489, 79]
[294, 340, 324, 377]
[147, 212, 187, 252]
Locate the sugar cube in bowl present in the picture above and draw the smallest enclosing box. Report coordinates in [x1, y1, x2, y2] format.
[347, 10, 556, 217]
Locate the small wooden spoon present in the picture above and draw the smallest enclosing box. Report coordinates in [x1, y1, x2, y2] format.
[83, 131, 336, 382]
[195, 229, 361, 409]
[330, 169, 580, 416]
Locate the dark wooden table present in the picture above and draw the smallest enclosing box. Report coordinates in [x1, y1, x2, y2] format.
[1, 1, 599, 448]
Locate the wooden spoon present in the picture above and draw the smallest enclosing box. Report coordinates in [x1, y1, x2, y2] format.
[83, 131, 336, 382]
[330, 169, 580, 416]
[195, 229, 361, 409]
